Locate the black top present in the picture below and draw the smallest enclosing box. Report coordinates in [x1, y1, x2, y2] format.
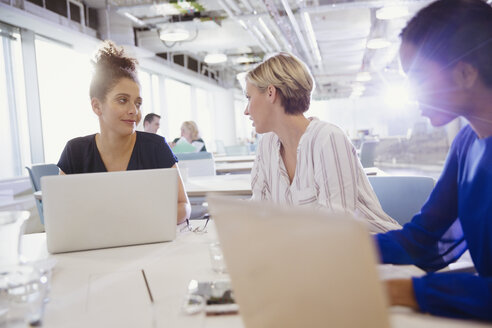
[172, 137, 207, 152]
[58, 131, 177, 174]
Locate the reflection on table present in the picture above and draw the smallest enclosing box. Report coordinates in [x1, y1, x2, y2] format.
[185, 174, 251, 197]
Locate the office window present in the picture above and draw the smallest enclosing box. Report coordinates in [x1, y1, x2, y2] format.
[0, 28, 31, 179]
[35, 37, 96, 164]
[138, 69, 152, 130]
[136, 70, 161, 131]
[164, 78, 191, 141]
[194, 87, 215, 151]
[234, 98, 253, 143]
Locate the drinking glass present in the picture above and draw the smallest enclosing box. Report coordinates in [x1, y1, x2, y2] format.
[0, 265, 49, 327]
[209, 242, 227, 274]
[0, 211, 30, 269]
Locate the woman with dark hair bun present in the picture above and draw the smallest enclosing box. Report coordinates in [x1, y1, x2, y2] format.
[57, 41, 190, 224]
[375, 0, 492, 321]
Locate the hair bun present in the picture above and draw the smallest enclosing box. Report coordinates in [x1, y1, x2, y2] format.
[94, 40, 137, 72]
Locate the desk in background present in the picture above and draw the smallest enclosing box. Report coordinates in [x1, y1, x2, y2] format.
[20, 223, 490, 328]
[213, 155, 256, 163]
[215, 162, 254, 175]
[185, 174, 251, 198]
[34, 168, 385, 201]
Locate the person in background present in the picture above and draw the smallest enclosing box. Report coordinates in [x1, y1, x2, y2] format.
[244, 53, 400, 233]
[171, 121, 207, 152]
[376, 0, 492, 321]
[57, 41, 190, 224]
[143, 113, 161, 134]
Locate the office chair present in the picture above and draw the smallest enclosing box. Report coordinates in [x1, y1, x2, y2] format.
[359, 140, 379, 168]
[175, 152, 216, 177]
[176, 152, 215, 220]
[368, 175, 435, 226]
[215, 140, 226, 155]
[26, 164, 60, 225]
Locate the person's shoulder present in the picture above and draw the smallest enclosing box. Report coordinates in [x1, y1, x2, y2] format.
[65, 134, 96, 147]
[315, 119, 344, 134]
[308, 119, 348, 141]
[137, 131, 167, 145]
[453, 124, 476, 148]
[457, 124, 474, 139]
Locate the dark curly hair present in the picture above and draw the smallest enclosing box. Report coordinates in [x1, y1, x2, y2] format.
[401, 0, 492, 86]
[89, 40, 140, 100]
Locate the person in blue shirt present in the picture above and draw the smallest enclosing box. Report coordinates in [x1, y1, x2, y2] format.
[57, 41, 191, 224]
[377, 0, 492, 321]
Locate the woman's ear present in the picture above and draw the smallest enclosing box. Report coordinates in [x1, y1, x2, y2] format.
[91, 98, 102, 116]
[267, 85, 276, 103]
[453, 61, 479, 89]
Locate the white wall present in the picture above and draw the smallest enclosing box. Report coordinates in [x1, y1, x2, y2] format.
[212, 88, 237, 146]
[307, 96, 421, 138]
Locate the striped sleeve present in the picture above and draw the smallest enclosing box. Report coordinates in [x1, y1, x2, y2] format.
[251, 135, 271, 201]
[314, 126, 358, 213]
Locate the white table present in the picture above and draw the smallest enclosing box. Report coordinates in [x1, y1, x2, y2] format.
[214, 155, 256, 163]
[19, 223, 490, 328]
[185, 174, 251, 197]
[215, 162, 254, 175]
[184, 167, 387, 199]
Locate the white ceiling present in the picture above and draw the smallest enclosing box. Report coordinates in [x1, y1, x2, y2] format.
[82, 0, 430, 98]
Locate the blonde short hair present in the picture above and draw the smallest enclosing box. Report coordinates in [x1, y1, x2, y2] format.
[246, 53, 314, 114]
[181, 121, 199, 140]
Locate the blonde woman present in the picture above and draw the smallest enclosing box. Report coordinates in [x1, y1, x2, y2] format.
[244, 52, 400, 233]
[171, 121, 207, 152]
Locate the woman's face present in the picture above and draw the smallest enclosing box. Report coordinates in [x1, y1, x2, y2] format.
[244, 81, 272, 134]
[95, 78, 142, 135]
[399, 41, 467, 127]
[181, 126, 193, 142]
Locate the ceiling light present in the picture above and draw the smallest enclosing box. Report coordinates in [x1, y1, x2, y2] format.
[367, 38, 391, 50]
[356, 72, 372, 82]
[376, 6, 409, 20]
[236, 56, 252, 64]
[204, 53, 227, 64]
[159, 28, 190, 42]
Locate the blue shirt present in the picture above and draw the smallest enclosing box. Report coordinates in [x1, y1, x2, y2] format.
[376, 125, 492, 321]
[58, 131, 177, 174]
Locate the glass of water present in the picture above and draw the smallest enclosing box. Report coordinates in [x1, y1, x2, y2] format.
[209, 242, 227, 274]
[0, 265, 49, 326]
[0, 211, 30, 269]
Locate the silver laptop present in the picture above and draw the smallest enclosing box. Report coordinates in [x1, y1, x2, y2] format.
[208, 196, 390, 328]
[42, 168, 177, 254]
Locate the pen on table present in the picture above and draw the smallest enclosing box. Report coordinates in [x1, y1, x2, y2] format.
[141, 269, 154, 303]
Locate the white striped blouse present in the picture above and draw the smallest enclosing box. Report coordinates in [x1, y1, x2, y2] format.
[251, 118, 401, 233]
